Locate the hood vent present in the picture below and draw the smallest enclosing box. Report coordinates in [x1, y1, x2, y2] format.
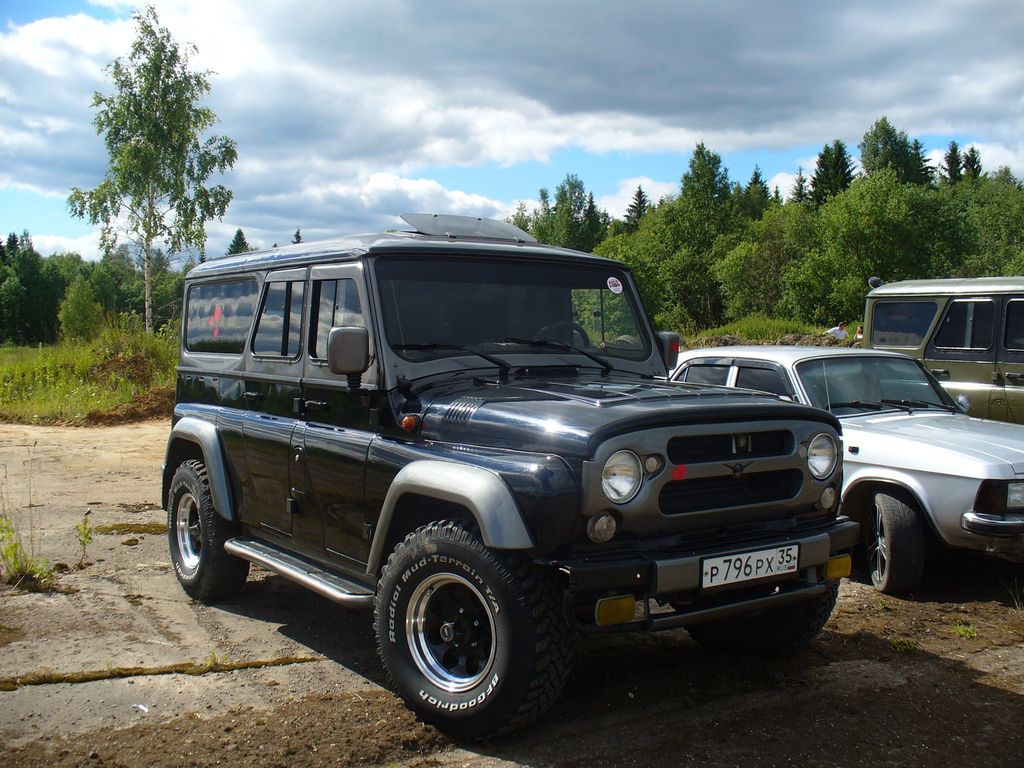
[443, 396, 485, 425]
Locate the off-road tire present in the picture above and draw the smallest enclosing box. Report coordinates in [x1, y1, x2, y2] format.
[167, 459, 249, 603]
[867, 491, 925, 594]
[374, 520, 574, 739]
[688, 581, 839, 655]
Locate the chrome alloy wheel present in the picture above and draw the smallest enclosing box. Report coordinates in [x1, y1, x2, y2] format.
[869, 502, 888, 584]
[174, 491, 202, 572]
[406, 573, 497, 693]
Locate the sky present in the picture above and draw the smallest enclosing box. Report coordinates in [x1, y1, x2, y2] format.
[2, 0, 1024, 262]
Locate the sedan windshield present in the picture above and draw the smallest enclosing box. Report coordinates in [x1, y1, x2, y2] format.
[795, 356, 954, 415]
[374, 255, 650, 365]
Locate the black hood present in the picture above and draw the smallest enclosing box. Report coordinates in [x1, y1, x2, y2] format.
[410, 374, 839, 459]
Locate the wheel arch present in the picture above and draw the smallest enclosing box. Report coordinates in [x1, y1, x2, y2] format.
[163, 417, 236, 521]
[366, 460, 534, 577]
[842, 477, 939, 543]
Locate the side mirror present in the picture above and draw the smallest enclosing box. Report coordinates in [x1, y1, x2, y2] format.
[657, 331, 681, 371]
[327, 326, 370, 376]
[956, 393, 971, 413]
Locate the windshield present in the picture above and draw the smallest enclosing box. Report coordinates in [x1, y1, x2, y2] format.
[374, 255, 651, 364]
[795, 356, 952, 415]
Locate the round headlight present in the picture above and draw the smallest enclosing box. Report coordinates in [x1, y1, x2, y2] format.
[602, 450, 643, 503]
[807, 433, 838, 480]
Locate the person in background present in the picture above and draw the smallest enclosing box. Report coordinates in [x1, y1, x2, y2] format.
[854, 325, 864, 341]
[827, 321, 849, 340]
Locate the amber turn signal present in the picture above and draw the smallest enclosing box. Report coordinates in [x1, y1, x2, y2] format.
[595, 595, 637, 627]
[401, 415, 421, 433]
[825, 554, 852, 581]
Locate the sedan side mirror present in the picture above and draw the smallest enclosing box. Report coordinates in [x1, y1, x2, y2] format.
[327, 326, 370, 376]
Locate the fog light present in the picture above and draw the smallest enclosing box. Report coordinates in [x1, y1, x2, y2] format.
[820, 486, 837, 509]
[595, 595, 636, 627]
[825, 554, 852, 580]
[587, 512, 618, 543]
[643, 454, 664, 475]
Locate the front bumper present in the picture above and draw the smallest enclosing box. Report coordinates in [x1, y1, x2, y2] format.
[962, 511, 1024, 537]
[556, 518, 860, 632]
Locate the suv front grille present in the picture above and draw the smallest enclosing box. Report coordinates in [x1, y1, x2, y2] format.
[658, 469, 802, 515]
[667, 430, 792, 465]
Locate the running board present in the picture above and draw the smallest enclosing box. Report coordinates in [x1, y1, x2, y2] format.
[224, 538, 374, 609]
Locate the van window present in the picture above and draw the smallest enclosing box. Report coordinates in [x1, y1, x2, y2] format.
[185, 279, 259, 354]
[933, 299, 994, 350]
[253, 281, 305, 357]
[310, 279, 364, 359]
[870, 301, 937, 347]
[1005, 300, 1024, 350]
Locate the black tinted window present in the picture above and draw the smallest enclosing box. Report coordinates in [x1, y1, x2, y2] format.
[185, 279, 258, 354]
[310, 279, 364, 359]
[682, 364, 730, 385]
[870, 301, 937, 347]
[253, 281, 304, 357]
[1005, 300, 1024, 350]
[736, 366, 789, 396]
[934, 299, 994, 350]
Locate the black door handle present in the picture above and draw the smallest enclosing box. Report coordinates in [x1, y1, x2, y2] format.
[243, 391, 265, 402]
[929, 368, 949, 377]
[1005, 372, 1023, 382]
[306, 400, 330, 411]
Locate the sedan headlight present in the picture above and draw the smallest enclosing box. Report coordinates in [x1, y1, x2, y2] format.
[602, 450, 643, 503]
[806, 433, 838, 480]
[1008, 481, 1024, 509]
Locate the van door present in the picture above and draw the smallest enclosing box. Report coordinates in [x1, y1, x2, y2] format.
[300, 264, 377, 570]
[240, 268, 307, 538]
[995, 297, 1024, 424]
[923, 297, 999, 419]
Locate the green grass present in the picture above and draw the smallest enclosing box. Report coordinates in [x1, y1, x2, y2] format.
[953, 621, 978, 640]
[0, 317, 177, 425]
[688, 314, 822, 344]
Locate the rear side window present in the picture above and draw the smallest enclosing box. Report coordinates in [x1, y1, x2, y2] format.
[736, 366, 789, 396]
[680, 363, 730, 385]
[870, 301, 937, 347]
[253, 281, 305, 357]
[185, 279, 259, 354]
[933, 299, 994, 350]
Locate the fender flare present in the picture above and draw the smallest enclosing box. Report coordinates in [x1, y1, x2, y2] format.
[165, 417, 235, 521]
[366, 460, 534, 575]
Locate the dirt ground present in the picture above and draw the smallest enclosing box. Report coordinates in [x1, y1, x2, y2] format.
[1, 421, 1023, 768]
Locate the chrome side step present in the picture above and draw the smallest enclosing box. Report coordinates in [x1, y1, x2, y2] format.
[225, 538, 374, 609]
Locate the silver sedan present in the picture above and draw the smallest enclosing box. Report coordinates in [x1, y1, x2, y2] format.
[672, 346, 1024, 593]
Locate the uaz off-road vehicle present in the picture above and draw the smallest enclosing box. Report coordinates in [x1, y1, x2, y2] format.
[164, 214, 857, 738]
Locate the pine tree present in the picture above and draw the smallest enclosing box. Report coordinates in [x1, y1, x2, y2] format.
[811, 140, 854, 206]
[942, 141, 963, 185]
[740, 165, 770, 220]
[624, 185, 649, 232]
[908, 139, 934, 186]
[789, 167, 810, 203]
[292, 227, 302, 244]
[226, 228, 251, 254]
[963, 147, 983, 181]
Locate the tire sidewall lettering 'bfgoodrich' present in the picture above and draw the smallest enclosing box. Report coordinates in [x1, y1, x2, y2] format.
[374, 521, 571, 739]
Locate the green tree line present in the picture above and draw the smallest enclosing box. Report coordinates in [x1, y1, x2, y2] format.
[0, 232, 186, 344]
[515, 116, 1023, 332]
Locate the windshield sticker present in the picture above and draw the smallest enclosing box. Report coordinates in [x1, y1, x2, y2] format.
[607, 276, 623, 294]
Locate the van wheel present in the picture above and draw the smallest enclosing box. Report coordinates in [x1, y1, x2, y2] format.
[374, 521, 573, 739]
[688, 581, 839, 655]
[167, 460, 249, 603]
[867, 492, 925, 594]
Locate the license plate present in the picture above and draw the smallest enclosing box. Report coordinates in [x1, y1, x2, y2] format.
[701, 545, 799, 589]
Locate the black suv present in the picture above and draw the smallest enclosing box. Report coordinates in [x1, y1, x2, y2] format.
[164, 214, 857, 738]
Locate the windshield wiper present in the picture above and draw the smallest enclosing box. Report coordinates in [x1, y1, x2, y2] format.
[880, 398, 956, 412]
[504, 337, 613, 375]
[827, 400, 886, 412]
[393, 343, 511, 381]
